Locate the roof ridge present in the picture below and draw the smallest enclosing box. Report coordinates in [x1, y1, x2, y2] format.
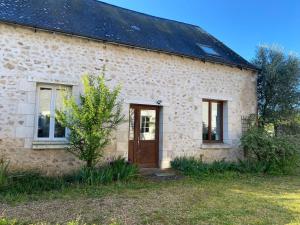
[92, 0, 199, 28]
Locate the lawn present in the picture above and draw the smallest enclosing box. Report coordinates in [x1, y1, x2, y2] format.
[1, 172, 300, 225]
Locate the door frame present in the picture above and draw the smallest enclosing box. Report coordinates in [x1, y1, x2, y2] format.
[128, 104, 160, 168]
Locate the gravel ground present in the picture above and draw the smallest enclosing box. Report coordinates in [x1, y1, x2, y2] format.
[1, 185, 194, 224]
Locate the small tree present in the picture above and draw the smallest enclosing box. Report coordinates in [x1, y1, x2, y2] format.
[56, 74, 125, 168]
[252, 46, 300, 134]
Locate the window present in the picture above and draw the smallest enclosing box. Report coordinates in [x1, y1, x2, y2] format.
[202, 100, 223, 142]
[196, 43, 220, 56]
[140, 110, 156, 140]
[35, 84, 71, 140]
[141, 116, 150, 133]
[129, 108, 135, 140]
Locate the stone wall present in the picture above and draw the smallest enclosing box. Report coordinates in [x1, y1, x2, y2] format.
[0, 23, 257, 174]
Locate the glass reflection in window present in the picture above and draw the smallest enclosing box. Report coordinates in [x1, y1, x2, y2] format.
[202, 100, 223, 142]
[211, 102, 222, 141]
[202, 101, 209, 140]
[129, 108, 135, 140]
[140, 110, 156, 140]
[38, 88, 51, 138]
[36, 85, 70, 140]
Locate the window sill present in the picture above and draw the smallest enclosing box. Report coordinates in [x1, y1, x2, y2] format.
[201, 143, 232, 149]
[32, 141, 69, 150]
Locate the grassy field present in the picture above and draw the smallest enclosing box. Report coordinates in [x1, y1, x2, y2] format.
[1, 172, 300, 225]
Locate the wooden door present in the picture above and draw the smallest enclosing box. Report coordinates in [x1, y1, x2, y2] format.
[128, 105, 159, 168]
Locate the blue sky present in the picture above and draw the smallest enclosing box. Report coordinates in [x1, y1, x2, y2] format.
[100, 0, 300, 61]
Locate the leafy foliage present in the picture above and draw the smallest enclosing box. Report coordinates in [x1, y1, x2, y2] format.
[171, 157, 238, 176]
[241, 127, 300, 173]
[252, 46, 300, 131]
[56, 73, 125, 168]
[172, 135, 300, 176]
[76, 157, 139, 185]
[0, 158, 138, 200]
[0, 171, 67, 196]
[0, 157, 9, 187]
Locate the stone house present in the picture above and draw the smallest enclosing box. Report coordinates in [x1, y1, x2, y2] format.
[0, 0, 258, 174]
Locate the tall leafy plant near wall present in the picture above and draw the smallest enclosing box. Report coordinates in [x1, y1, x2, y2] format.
[56, 73, 125, 168]
[252, 46, 300, 134]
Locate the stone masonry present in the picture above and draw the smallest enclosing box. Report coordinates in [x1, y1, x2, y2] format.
[0, 23, 257, 175]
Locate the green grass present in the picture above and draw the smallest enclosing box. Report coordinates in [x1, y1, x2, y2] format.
[1, 172, 300, 224]
[0, 158, 138, 204]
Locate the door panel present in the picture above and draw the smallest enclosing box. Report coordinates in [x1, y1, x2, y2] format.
[138, 141, 157, 167]
[128, 105, 159, 168]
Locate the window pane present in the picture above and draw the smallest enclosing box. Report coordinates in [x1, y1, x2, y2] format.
[211, 102, 222, 141]
[140, 110, 156, 140]
[141, 116, 150, 133]
[202, 101, 209, 140]
[54, 88, 67, 138]
[38, 88, 51, 138]
[129, 108, 135, 140]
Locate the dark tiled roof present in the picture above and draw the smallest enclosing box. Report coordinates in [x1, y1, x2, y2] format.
[0, 0, 258, 71]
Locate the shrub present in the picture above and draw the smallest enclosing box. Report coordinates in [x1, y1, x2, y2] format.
[56, 73, 125, 169]
[0, 157, 9, 187]
[0, 158, 138, 198]
[0, 171, 67, 195]
[77, 157, 139, 185]
[234, 159, 268, 173]
[171, 148, 299, 176]
[241, 127, 300, 173]
[171, 157, 237, 176]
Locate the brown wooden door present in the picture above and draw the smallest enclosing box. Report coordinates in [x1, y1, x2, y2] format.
[128, 104, 159, 168]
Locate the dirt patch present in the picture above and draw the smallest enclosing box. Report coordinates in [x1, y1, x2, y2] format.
[1, 185, 197, 224]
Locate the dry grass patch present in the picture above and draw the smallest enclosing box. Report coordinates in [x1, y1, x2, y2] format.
[1, 174, 300, 225]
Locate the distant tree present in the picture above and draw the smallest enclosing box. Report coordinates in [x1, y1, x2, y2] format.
[56, 73, 125, 168]
[252, 46, 300, 134]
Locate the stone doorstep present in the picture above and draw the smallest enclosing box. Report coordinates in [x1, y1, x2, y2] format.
[139, 168, 179, 178]
[154, 172, 176, 177]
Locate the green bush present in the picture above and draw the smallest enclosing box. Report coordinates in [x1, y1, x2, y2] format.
[78, 157, 139, 185]
[241, 127, 300, 173]
[56, 73, 125, 169]
[0, 171, 67, 195]
[0, 158, 138, 197]
[234, 159, 269, 173]
[0, 157, 9, 187]
[171, 157, 237, 176]
[171, 129, 299, 176]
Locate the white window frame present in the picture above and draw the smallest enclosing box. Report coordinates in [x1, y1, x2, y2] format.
[34, 84, 70, 141]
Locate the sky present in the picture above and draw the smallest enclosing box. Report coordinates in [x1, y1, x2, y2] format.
[100, 0, 300, 61]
